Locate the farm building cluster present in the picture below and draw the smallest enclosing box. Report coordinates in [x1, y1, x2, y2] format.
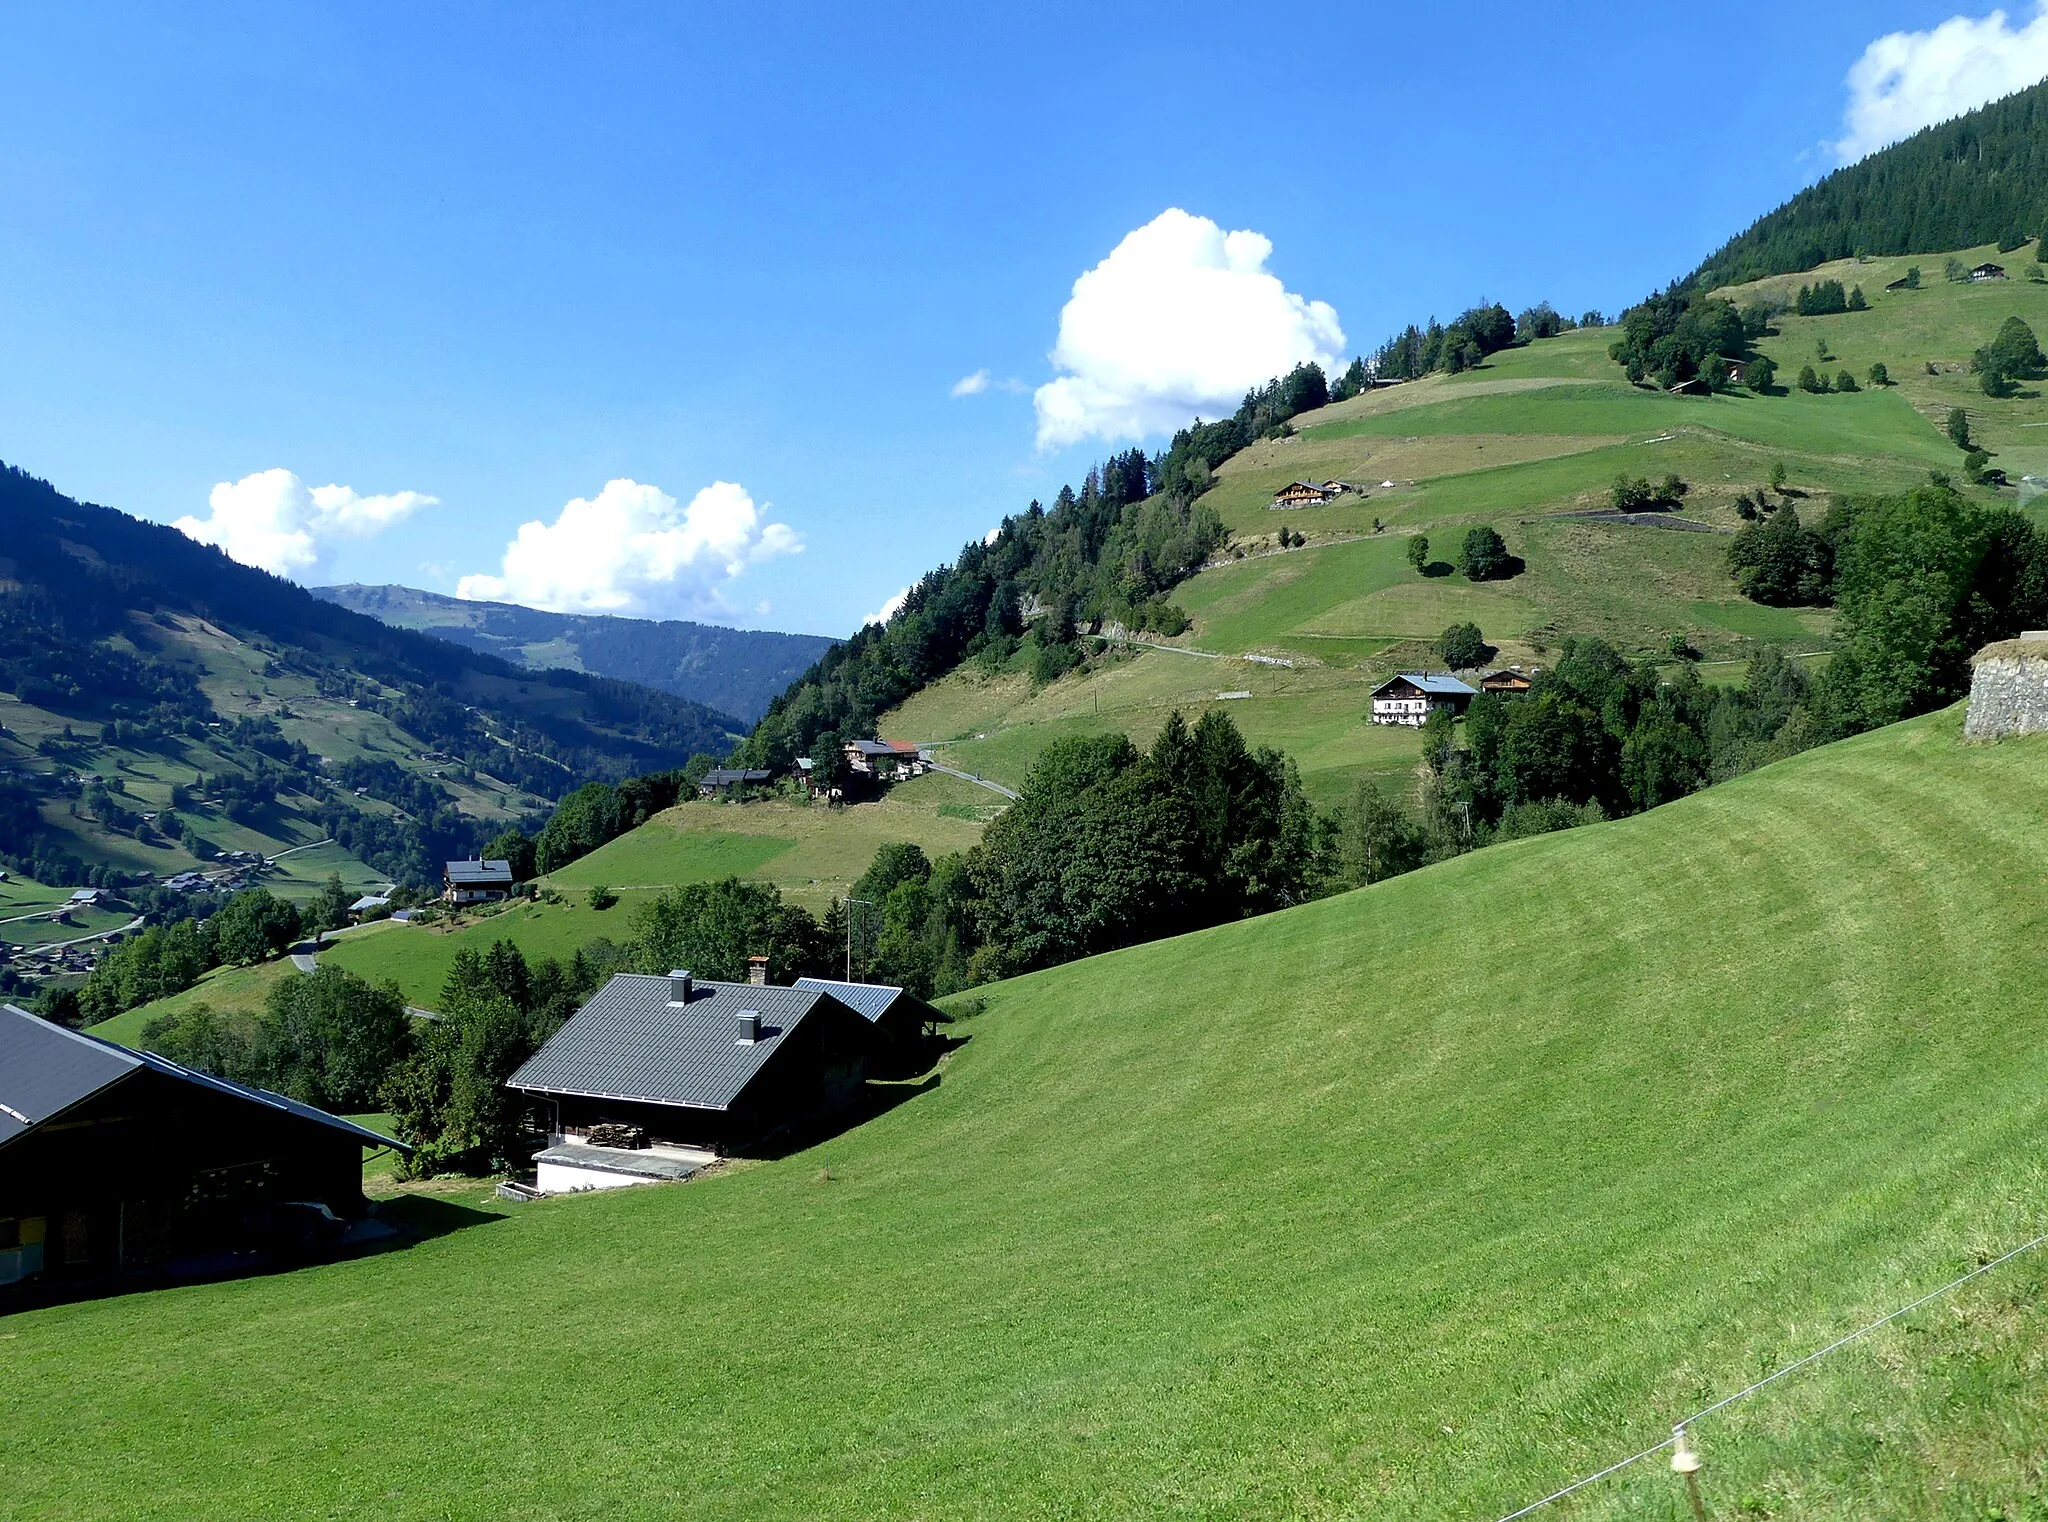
[1269, 479, 1356, 509]
[0, 956, 947, 1297]
[1367, 668, 1533, 727]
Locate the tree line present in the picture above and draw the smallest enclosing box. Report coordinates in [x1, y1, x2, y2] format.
[1688, 78, 2048, 290]
[1730, 479, 2047, 727]
[1369, 301, 1595, 383]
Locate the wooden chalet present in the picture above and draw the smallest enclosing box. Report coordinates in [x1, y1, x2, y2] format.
[507, 971, 880, 1170]
[793, 976, 948, 1077]
[1971, 262, 2008, 281]
[443, 858, 515, 904]
[1480, 669, 1534, 696]
[1369, 672, 1477, 727]
[1270, 479, 1350, 509]
[842, 738, 924, 777]
[697, 767, 773, 798]
[0, 1004, 404, 1295]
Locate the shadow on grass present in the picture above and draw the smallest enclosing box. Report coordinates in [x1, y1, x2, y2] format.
[371, 1193, 506, 1242]
[740, 1037, 968, 1162]
[1, 1196, 503, 1316]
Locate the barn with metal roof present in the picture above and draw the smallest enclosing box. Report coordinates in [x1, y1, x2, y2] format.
[792, 977, 946, 1072]
[507, 970, 878, 1151]
[0, 1004, 404, 1295]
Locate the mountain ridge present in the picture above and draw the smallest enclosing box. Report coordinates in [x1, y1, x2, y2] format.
[0, 463, 745, 888]
[311, 583, 834, 724]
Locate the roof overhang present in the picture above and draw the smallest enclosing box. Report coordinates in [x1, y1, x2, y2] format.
[506, 1080, 731, 1114]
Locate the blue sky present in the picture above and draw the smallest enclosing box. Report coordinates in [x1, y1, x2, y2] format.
[1, 1, 2041, 635]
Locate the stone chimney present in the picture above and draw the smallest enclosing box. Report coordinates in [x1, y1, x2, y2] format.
[746, 955, 768, 987]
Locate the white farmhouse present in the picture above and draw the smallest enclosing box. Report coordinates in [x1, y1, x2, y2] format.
[1368, 672, 1477, 727]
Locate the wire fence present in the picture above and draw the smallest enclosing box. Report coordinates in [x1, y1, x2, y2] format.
[1493, 1229, 2048, 1521]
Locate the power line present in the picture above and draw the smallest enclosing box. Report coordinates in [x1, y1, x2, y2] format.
[1493, 1229, 2048, 1521]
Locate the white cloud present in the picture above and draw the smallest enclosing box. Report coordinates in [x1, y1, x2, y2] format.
[173, 468, 435, 580]
[1837, 4, 2048, 162]
[951, 369, 992, 397]
[457, 478, 801, 618]
[984, 525, 1002, 545]
[865, 586, 910, 627]
[1033, 207, 1343, 449]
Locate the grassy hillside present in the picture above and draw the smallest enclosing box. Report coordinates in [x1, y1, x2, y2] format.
[10, 709, 2046, 1518]
[906, 251, 2048, 803]
[79, 956, 299, 1047]
[310, 770, 1001, 1005]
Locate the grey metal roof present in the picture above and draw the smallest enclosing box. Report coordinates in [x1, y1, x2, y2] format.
[0, 1003, 134, 1143]
[508, 974, 853, 1112]
[847, 739, 916, 756]
[791, 976, 933, 1028]
[444, 859, 513, 884]
[0, 1004, 405, 1151]
[701, 768, 772, 786]
[1374, 672, 1478, 697]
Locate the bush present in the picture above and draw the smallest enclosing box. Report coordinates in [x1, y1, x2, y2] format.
[1031, 638, 1080, 684]
[1745, 354, 1777, 393]
[1406, 535, 1430, 572]
[209, 887, 301, 966]
[258, 966, 413, 1111]
[1868, 361, 1890, 387]
[1459, 525, 1512, 580]
[1836, 370, 1860, 393]
[588, 884, 617, 911]
[1436, 622, 1490, 669]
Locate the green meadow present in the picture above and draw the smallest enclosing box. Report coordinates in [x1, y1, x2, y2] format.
[8, 709, 2047, 1518]
[320, 905, 633, 1010]
[888, 256, 2048, 811]
[80, 957, 301, 1047]
[540, 770, 993, 909]
[291, 771, 1002, 1007]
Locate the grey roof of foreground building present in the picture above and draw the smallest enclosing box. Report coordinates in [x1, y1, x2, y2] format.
[0, 1003, 404, 1151]
[507, 974, 862, 1112]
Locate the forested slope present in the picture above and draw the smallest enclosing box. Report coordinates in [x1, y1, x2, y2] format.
[1691, 77, 2048, 289]
[313, 584, 833, 723]
[0, 463, 742, 887]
